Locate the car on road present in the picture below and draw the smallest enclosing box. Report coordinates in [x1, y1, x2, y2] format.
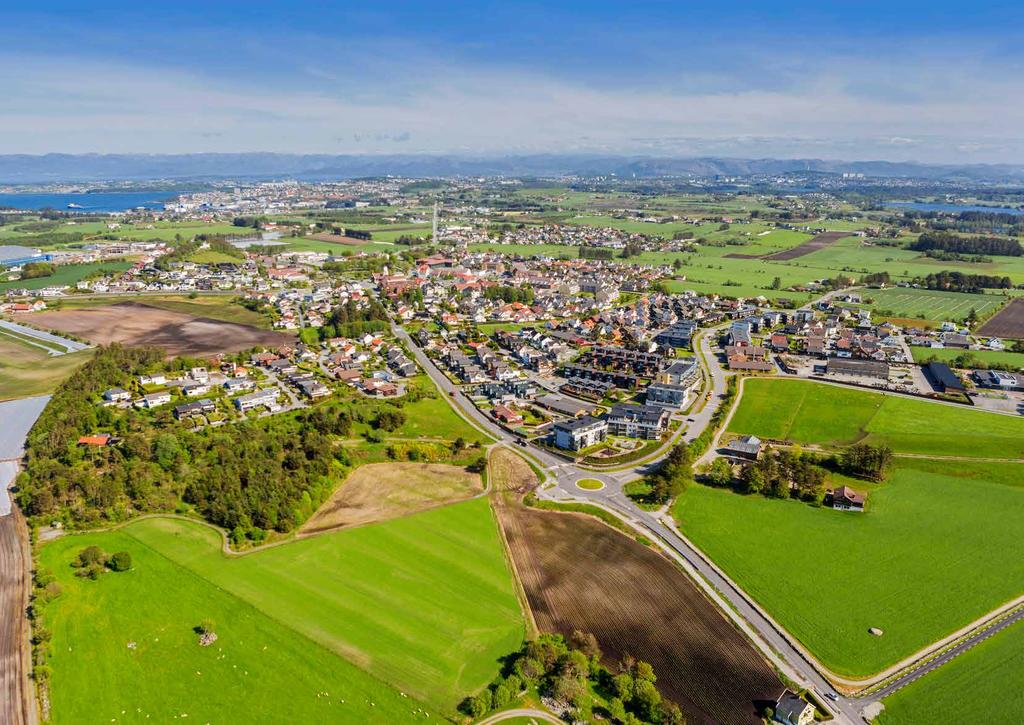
[516, 439, 528, 447]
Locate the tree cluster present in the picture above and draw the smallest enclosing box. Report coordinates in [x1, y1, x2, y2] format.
[459, 632, 683, 724]
[71, 546, 132, 579]
[838, 443, 893, 482]
[579, 246, 615, 260]
[21, 261, 56, 279]
[636, 443, 693, 505]
[911, 231, 1022, 257]
[483, 285, 535, 304]
[911, 270, 1012, 293]
[321, 298, 390, 339]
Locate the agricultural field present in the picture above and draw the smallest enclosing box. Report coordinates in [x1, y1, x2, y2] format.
[300, 462, 483, 533]
[0, 332, 93, 400]
[498, 498, 783, 725]
[39, 529, 432, 724]
[27, 301, 294, 357]
[673, 459, 1024, 677]
[0, 261, 132, 292]
[978, 298, 1024, 339]
[0, 514, 31, 725]
[41, 497, 524, 715]
[858, 286, 1008, 323]
[727, 378, 1024, 458]
[877, 618, 1024, 724]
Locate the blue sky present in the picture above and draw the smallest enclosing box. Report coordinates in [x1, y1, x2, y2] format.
[3, 1, 1024, 162]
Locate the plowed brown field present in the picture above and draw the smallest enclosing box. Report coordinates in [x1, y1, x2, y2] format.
[0, 511, 34, 725]
[497, 489, 783, 724]
[29, 302, 294, 357]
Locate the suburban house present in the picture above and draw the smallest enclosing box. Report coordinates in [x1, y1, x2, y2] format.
[552, 415, 608, 451]
[138, 392, 172, 409]
[773, 691, 815, 725]
[607, 403, 671, 439]
[174, 399, 216, 420]
[102, 387, 131, 403]
[826, 485, 866, 512]
[234, 388, 280, 412]
[723, 435, 761, 461]
[492, 404, 524, 427]
[973, 370, 1022, 391]
[77, 434, 112, 447]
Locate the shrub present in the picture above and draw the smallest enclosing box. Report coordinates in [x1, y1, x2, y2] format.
[109, 551, 133, 572]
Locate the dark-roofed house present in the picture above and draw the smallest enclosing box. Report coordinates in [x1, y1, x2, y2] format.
[826, 485, 866, 512]
[552, 415, 607, 450]
[537, 394, 594, 418]
[923, 361, 965, 393]
[773, 691, 814, 725]
[607, 403, 671, 439]
[723, 435, 761, 461]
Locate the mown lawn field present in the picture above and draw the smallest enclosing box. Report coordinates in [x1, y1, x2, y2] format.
[727, 378, 1024, 458]
[0, 261, 132, 292]
[673, 460, 1024, 677]
[0, 335, 92, 400]
[76, 497, 518, 711]
[910, 344, 1024, 370]
[878, 617, 1024, 724]
[40, 530, 433, 724]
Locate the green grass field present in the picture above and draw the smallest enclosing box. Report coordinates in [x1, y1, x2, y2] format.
[859, 287, 1009, 323]
[910, 345, 1024, 370]
[0, 261, 132, 292]
[727, 378, 1024, 458]
[878, 618, 1024, 723]
[40, 529, 432, 724]
[673, 460, 1024, 676]
[135, 296, 272, 329]
[0, 335, 92, 400]
[41, 498, 523, 717]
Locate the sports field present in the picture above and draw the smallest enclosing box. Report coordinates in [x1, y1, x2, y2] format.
[673, 460, 1024, 677]
[860, 287, 1008, 323]
[727, 378, 1024, 458]
[40, 498, 524, 715]
[878, 617, 1024, 724]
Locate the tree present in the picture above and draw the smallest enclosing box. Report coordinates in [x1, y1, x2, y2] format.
[108, 551, 132, 572]
[569, 629, 602, 661]
[608, 697, 628, 723]
[198, 619, 216, 635]
[706, 458, 733, 488]
[375, 409, 406, 432]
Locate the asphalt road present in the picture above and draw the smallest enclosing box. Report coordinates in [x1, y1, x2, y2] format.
[396, 318, 1024, 724]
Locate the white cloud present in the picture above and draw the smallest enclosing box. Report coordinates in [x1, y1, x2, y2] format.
[2, 49, 1024, 163]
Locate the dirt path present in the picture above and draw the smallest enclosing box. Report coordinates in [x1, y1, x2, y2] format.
[0, 511, 35, 725]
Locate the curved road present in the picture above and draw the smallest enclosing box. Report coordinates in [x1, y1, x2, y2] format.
[395, 318, 1024, 724]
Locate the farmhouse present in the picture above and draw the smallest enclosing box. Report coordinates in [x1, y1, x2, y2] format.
[826, 485, 866, 512]
[552, 415, 608, 450]
[77, 434, 112, 447]
[607, 403, 670, 439]
[723, 435, 761, 461]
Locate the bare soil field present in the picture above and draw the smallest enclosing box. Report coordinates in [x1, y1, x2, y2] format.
[311, 233, 376, 246]
[28, 302, 294, 357]
[764, 231, 850, 260]
[498, 499, 783, 725]
[0, 511, 34, 725]
[300, 462, 483, 534]
[977, 298, 1024, 339]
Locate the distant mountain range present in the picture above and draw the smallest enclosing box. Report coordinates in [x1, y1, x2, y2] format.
[3, 153, 1024, 184]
